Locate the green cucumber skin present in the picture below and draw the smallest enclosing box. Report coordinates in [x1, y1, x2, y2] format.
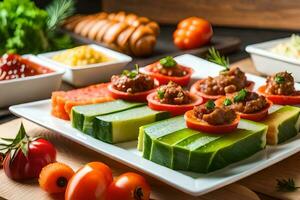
[71, 109, 84, 131]
[150, 141, 173, 168]
[72, 100, 145, 137]
[93, 120, 113, 143]
[143, 133, 153, 159]
[277, 112, 299, 144]
[208, 129, 266, 172]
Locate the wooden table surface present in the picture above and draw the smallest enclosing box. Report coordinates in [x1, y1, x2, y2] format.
[1, 58, 299, 200]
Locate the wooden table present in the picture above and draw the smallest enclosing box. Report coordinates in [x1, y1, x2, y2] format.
[1, 58, 300, 200]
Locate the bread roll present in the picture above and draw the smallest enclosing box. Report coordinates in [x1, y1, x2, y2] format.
[63, 11, 160, 57]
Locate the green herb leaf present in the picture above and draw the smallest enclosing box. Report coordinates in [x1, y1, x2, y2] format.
[276, 178, 300, 192]
[223, 98, 233, 106]
[46, 0, 75, 31]
[234, 89, 248, 103]
[207, 48, 230, 70]
[205, 100, 215, 110]
[157, 89, 165, 99]
[275, 75, 285, 84]
[122, 64, 140, 79]
[159, 56, 177, 67]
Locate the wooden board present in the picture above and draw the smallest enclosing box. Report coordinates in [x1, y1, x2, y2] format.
[102, 0, 300, 30]
[0, 119, 259, 200]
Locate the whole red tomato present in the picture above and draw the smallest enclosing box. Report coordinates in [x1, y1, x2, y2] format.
[1, 123, 56, 180]
[106, 172, 151, 200]
[173, 17, 213, 50]
[65, 162, 113, 200]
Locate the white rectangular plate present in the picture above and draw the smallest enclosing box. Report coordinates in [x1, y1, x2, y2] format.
[9, 54, 300, 196]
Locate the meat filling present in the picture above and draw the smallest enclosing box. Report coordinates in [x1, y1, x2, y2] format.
[229, 91, 268, 114]
[199, 67, 248, 95]
[156, 81, 191, 104]
[150, 63, 187, 77]
[193, 103, 237, 125]
[265, 71, 295, 95]
[111, 72, 155, 94]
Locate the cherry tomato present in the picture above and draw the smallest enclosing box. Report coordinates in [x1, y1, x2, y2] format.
[184, 110, 240, 134]
[190, 79, 255, 102]
[173, 17, 213, 50]
[106, 172, 151, 200]
[140, 63, 193, 86]
[215, 96, 273, 121]
[258, 85, 300, 105]
[1, 124, 56, 180]
[108, 83, 157, 102]
[147, 92, 203, 116]
[65, 162, 113, 200]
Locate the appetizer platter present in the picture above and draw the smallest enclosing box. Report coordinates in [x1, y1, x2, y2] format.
[9, 53, 300, 196]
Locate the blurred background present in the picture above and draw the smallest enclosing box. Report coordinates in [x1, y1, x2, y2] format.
[33, 0, 299, 61]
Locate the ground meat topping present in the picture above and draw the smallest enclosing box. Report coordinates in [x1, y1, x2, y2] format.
[156, 81, 191, 104]
[111, 67, 155, 93]
[227, 90, 268, 114]
[149, 56, 187, 77]
[193, 100, 237, 125]
[265, 71, 295, 95]
[199, 67, 248, 95]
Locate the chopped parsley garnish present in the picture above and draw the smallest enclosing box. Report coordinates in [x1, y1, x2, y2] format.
[234, 89, 248, 103]
[157, 89, 165, 99]
[223, 98, 233, 106]
[205, 100, 215, 110]
[207, 47, 230, 71]
[275, 74, 285, 84]
[159, 56, 177, 67]
[122, 64, 139, 79]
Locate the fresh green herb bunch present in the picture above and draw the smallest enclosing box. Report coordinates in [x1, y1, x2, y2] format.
[157, 89, 165, 99]
[275, 74, 285, 84]
[0, 0, 75, 55]
[207, 48, 230, 71]
[160, 56, 177, 67]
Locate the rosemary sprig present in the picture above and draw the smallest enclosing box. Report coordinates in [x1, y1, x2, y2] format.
[207, 47, 230, 70]
[276, 178, 300, 192]
[46, 0, 75, 31]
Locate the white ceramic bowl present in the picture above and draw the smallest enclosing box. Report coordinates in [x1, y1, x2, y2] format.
[0, 55, 64, 108]
[246, 37, 300, 82]
[38, 44, 132, 87]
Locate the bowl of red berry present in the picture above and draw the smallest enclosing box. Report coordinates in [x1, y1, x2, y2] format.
[0, 54, 64, 108]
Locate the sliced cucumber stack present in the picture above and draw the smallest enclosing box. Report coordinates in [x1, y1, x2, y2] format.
[139, 116, 267, 173]
[94, 106, 170, 143]
[71, 100, 144, 136]
[262, 105, 300, 145]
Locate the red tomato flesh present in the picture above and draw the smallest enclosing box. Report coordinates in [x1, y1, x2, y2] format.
[108, 83, 157, 102]
[147, 92, 203, 116]
[190, 79, 255, 102]
[258, 85, 300, 105]
[139, 63, 193, 86]
[184, 110, 240, 134]
[215, 96, 273, 121]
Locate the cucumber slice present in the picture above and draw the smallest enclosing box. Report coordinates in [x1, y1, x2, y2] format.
[262, 106, 300, 144]
[138, 116, 186, 158]
[94, 106, 170, 143]
[71, 100, 144, 136]
[140, 116, 267, 173]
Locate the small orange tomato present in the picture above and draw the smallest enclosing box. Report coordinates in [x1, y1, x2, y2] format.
[106, 172, 151, 200]
[65, 162, 113, 200]
[173, 17, 213, 50]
